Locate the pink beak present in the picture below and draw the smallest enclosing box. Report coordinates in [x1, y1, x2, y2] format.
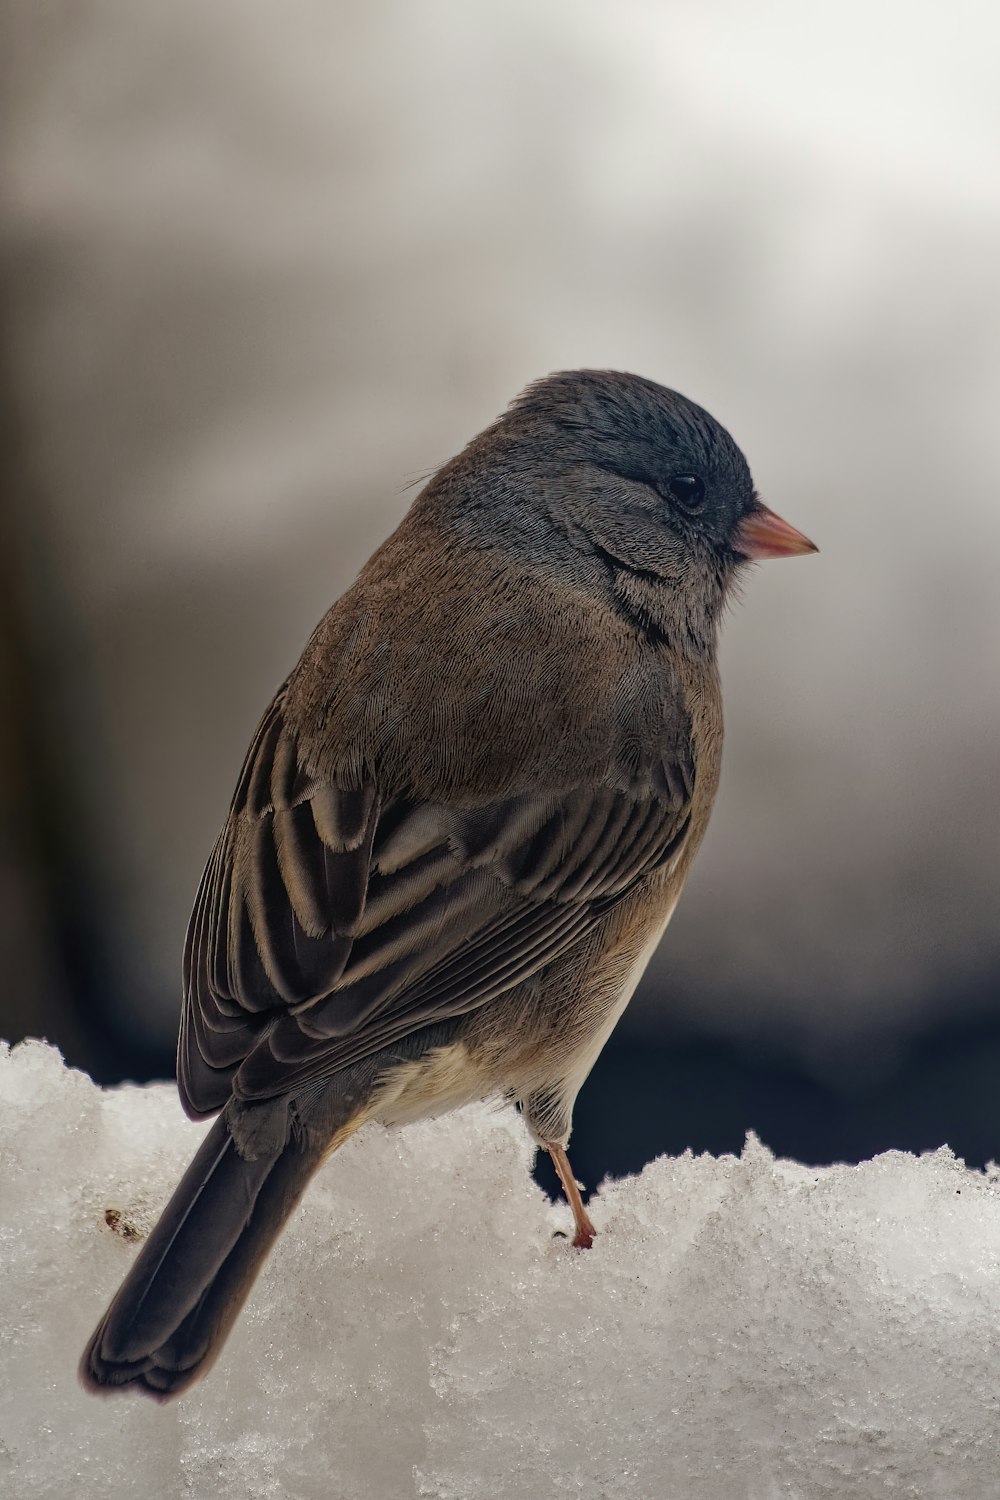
[733, 501, 818, 560]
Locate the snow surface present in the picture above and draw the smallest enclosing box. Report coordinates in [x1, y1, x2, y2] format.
[3, 1039, 1000, 1499]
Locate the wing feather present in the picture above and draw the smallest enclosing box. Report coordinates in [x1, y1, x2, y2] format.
[178, 690, 694, 1117]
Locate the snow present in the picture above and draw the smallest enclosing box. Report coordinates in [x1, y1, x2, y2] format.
[3, 1038, 1000, 1498]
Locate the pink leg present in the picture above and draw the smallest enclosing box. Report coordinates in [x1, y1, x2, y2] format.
[547, 1143, 596, 1250]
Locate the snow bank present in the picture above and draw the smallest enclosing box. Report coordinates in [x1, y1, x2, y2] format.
[2, 1039, 1000, 1499]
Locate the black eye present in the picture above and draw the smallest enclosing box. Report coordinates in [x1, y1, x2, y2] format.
[665, 474, 706, 512]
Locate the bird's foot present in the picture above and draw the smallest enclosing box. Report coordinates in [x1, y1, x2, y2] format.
[546, 1142, 596, 1250]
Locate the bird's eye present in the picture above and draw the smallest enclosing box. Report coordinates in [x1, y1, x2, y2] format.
[665, 474, 706, 512]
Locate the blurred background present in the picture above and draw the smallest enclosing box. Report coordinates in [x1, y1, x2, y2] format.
[2, 0, 999, 1185]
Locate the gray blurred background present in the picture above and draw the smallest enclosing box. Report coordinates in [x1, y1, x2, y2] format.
[2, 0, 999, 1175]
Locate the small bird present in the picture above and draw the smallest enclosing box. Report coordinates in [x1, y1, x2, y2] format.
[81, 369, 815, 1399]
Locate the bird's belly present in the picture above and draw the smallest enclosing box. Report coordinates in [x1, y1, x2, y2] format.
[367, 896, 679, 1131]
[369, 1041, 485, 1127]
[554, 897, 679, 1104]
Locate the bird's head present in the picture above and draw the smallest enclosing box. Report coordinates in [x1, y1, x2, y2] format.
[434, 369, 816, 655]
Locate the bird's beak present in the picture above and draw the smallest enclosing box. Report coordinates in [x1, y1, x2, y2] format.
[732, 501, 818, 560]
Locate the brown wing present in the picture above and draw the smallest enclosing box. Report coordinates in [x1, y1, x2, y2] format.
[179, 689, 693, 1116]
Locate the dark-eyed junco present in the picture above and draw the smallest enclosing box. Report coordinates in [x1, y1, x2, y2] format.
[81, 369, 815, 1399]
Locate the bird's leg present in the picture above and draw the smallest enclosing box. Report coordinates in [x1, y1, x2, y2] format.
[546, 1143, 596, 1249]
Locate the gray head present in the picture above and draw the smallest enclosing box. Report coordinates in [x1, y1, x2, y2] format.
[506, 369, 758, 558]
[433, 368, 815, 655]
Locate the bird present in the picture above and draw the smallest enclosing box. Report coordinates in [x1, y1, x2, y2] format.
[80, 368, 816, 1400]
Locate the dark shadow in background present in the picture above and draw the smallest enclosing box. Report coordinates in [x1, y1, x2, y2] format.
[36, 981, 1000, 1184]
[536, 1002, 1000, 1201]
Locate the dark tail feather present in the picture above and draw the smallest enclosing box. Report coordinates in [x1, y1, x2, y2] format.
[80, 1111, 323, 1400]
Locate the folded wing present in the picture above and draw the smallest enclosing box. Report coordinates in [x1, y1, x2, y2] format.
[179, 689, 692, 1116]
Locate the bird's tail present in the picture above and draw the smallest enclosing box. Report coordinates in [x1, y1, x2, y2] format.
[80, 1109, 325, 1400]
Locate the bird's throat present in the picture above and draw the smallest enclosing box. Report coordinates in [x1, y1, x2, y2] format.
[600, 550, 723, 659]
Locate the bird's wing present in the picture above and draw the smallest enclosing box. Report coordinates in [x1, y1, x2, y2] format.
[179, 688, 693, 1115]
